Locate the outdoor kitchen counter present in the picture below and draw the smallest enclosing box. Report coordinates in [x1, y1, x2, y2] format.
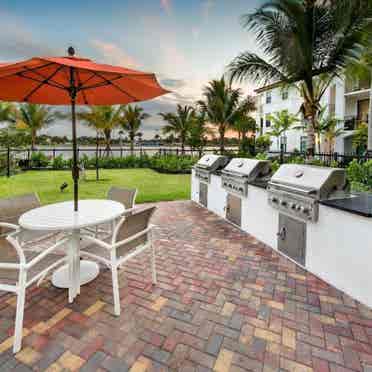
[320, 193, 372, 218]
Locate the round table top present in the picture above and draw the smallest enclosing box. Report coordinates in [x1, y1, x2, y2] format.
[19, 199, 125, 231]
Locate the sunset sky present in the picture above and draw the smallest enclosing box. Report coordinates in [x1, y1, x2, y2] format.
[0, 0, 262, 138]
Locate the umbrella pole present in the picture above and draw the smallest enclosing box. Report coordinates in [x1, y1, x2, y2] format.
[70, 67, 79, 212]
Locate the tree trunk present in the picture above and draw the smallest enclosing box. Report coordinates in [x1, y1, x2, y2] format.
[95, 132, 99, 181]
[31, 130, 36, 152]
[130, 133, 134, 156]
[181, 138, 185, 155]
[219, 125, 225, 154]
[367, 72, 372, 154]
[306, 116, 316, 158]
[104, 130, 111, 157]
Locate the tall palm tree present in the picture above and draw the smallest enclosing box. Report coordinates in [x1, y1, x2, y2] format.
[120, 105, 150, 155]
[159, 105, 195, 154]
[78, 105, 125, 156]
[234, 115, 257, 152]
[187, 111, 213, 157]
[15, 104, 58, 151]
[267, 110, 299, 151]
[228, 0, 372, 156]
[198, 78, 252, 154]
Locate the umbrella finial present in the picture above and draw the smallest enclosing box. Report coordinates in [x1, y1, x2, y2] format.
[67, 46, 75, 57]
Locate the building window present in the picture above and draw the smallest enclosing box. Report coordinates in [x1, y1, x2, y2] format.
[266, 91, 272, 104]
[282, 88, 289, 100]
[265, 116, 271, 127]
[300, 136, 307, 153]
[280, 136, 287, 152]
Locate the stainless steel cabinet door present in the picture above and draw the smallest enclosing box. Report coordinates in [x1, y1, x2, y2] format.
[278, 214, 306, 266]
[199, 182, 208, 207]
[226, 193, 242, 227]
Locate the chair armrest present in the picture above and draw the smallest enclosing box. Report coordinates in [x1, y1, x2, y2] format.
[80, 235, 112, 250]
[0, 222, 20, 233]
[26, 237, 69, 269]
[112, 225, 154, 250]
[122, 207, 135, 216]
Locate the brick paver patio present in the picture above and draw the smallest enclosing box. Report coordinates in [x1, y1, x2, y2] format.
[1, 201, 372, 371]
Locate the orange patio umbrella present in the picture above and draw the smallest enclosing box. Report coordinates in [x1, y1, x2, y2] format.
[0, 47, 169, 211]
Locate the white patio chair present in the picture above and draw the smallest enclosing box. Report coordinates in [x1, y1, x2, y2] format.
[80, 206, 157, 316]
[0, 223, 68, 353]
[0, 193, 57, 246]
[107, 186, 137, 211]
[86, 187, 138, 238]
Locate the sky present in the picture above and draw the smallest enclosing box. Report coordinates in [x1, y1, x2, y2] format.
[0, 0, 262, 139]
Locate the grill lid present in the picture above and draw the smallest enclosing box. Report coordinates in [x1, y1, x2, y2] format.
[222, 158, 271, 179]
[269, 164, 346, 199]
[196, 154, 228, 170]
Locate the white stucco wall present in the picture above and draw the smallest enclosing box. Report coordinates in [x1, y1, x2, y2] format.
[307, 205, 372, 307]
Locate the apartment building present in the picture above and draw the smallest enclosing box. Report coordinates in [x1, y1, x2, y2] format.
[255, 76, 371, 154]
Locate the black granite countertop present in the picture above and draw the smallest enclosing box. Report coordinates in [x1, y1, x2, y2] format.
[320, 193, 372, 218]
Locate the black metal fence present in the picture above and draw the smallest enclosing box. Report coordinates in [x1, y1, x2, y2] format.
[1, 145, 372, 177]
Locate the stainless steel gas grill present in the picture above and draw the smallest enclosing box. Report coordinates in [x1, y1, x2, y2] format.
[268, 164, 346, 266]
[268, 164, 346, 223]
[194, 155, 229, 207]
[194, 154, 229, 183]
[221, 158, 271, 197]
[222, 158, 271, 227]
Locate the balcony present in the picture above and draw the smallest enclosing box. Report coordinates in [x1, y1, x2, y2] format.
[342, 116, 367, 130]
[345, 78, 371, 96]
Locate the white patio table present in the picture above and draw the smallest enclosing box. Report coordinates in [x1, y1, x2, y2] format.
[19, 199, 125, 302]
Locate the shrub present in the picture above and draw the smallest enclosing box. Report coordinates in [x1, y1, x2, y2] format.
[346, 160, 372, 192]
[150, 155, 198, 173]
[52, 155, 67, 169]
[30, 152, 50, 168]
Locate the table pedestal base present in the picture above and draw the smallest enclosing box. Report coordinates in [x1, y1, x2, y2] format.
[52, 260, 99, 288]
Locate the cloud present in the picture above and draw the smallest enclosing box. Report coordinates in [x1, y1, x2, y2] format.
[201, 0, 215, 22]
[0, 10, 61, 61]
[91, 40, 138, 69]
[160, 78, 187, 89]
[160, 0, 171, 13]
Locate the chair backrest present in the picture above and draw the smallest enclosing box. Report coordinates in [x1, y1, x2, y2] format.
[107, 187, 137, 210]
[0, 236, 21, 283]
[113, 206, 156, 255]
[0, 193, 41, 236]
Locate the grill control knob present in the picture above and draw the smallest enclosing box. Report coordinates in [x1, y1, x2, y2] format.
[280, 200, 287, 206]
[296, 205, 302, 211]
[271, 197, 278, 203]
[300, 206, 309, 214]
[290, 203, 296, 209]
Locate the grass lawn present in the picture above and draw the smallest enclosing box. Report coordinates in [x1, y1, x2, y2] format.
[0, 169, 190, 205]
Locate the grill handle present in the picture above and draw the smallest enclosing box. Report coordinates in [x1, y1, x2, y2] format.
[270, 183, 317, 195]
[277, 227, 286, 241]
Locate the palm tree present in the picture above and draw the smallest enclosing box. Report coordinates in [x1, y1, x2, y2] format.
[15, 104, 58, 151]
[120, 105, 149, 155]
[228, 0, 372, 156]
[234, 115, 257, 152]
[187, 111, 213, 157]
[323, 119, 343, 154]
[159, 105, 195, 154]
[78, 105, 125, 156]
[267, 110, 299, 151]
[198, 78, 253, 154]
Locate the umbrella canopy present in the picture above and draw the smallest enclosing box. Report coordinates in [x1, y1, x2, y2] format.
[0, 47, 169, 210]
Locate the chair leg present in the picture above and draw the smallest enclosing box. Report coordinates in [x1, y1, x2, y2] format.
[13, 270, 26, 353]
[151, 243, 157, 285]
[111, 265, 121, 316]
